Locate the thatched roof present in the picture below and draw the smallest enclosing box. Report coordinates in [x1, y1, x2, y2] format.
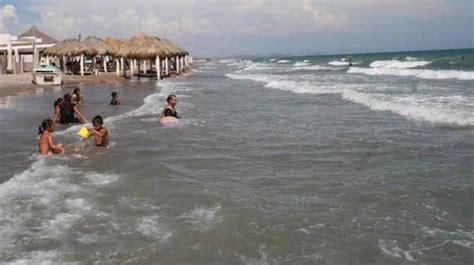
[43, 39, 95, 56]
[117, 32, 168, 59]
[104, 36, 123, 55]
[83, 36, 114, 56]
[161, 39, 188, 56]
[19, 26, 58, 45]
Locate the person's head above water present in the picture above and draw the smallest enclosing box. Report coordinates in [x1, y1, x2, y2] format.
[111, 92, 118, 98]
[63, 93, 72, 103]
[73, 88, 81, 95]
[92, 115, 104, 128]
[54, 97, 63, 107]
[38, 119, 55, 135]
[167, 94, 177, 107]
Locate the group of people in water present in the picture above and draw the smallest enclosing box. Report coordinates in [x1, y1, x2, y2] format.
[38, 88, 180, 156]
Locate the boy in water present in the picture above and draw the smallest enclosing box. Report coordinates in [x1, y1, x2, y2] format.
[88, 115, 109, 147]
[38, 119, 65, 155]
[110, 92, 120, 105]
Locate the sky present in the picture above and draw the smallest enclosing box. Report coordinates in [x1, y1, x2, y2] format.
[0, 0, 472, 57]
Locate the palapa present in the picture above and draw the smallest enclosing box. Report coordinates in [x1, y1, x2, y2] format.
[104, 37, 123, 56]
[43, 39, 94, 57]
[117, 32, 167, 59]
[83, 36, 114, 56]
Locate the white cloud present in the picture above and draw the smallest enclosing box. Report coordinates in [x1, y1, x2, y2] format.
[35, 9, 84, 39]
[140, 15, 217, 37]
[0, 4, 19, 33]
[301, 0, 348, 29]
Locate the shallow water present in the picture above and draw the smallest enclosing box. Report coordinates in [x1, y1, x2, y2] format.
[0, 49, 473, 264]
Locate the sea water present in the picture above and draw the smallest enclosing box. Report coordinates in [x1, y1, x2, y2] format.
[0, 49, 472, 264]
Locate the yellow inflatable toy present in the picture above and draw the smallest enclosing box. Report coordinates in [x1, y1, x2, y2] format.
[77, 126, 90, 138]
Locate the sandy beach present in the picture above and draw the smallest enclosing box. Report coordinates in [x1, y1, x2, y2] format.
[0, 73, 123, 98]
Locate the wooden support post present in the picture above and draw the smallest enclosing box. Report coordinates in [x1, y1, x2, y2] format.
[155, 55, 161, 80]
[165, 57, 169, 76]
[120, 57, 124, 71]
[130, 59, 134, 78]
[20, 55, 24, 73]
[137, 59, 141, 80]
[13, 48, 19, 74]
[80, 54, 84, 76]
[103, 56, 108, 73]
[7, 39, 12, 73]
[176, 56, 180, 74]
[116, 59, 120, 76]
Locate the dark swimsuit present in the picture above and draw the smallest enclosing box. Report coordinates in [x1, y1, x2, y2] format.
[59, 101, 80, 124]
[162, 107, 179, 118]
[110, 98, 119, 105]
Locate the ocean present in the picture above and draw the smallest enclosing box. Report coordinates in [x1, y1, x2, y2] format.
[0, 49, 473, 264]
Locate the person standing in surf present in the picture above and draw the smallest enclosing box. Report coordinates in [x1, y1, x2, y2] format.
[160, 94, 180, 122]
[55, 93, 88, 124]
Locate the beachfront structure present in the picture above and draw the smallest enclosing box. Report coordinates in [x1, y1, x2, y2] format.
[117, 32, 190, 80]
[43, 39, 95, 76]
[104, 37, 125, 77]
[83, 36, 115, 74]
[0, 26, 57, 74]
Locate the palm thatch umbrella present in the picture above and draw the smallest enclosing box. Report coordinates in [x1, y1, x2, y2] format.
[83, 36, 114, 73]
[104, 37, 123, 55]
[83, 36, 114, 56]
[43, 38, 94, 57]
[43, 39, 94, 76]
[160, 39, 189, 74]
[117, 32, 166, 59]
[117, 32, 169, 79]
[104, 37, 125, 76]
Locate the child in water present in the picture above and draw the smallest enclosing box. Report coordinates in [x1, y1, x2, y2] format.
[38, 119, 65, 155]
[72, 88, 84, 105]
[88, 115, 109, 147]
[110, 92, 120, 105]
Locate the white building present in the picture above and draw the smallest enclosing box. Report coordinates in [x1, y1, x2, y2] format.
[0, 26, 58, 74]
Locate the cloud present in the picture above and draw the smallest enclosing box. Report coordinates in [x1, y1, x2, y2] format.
[0, 4, 19, 33]
[301, 0, 348, 29]
[140, 15, 217, 37]
[35, 9, 84, 38]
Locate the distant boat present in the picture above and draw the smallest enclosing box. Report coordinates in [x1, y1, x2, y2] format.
[32, 64, 63, 85]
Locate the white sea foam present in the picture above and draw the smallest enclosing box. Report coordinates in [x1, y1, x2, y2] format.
[291, 65, 339, 71]
[85, 172, 120, 186]
[378, 239, 416, 262]
[278, 60, 290, 63]
[136, 215, 173, 241]
[178, 204, 223, 231]
[294, 61, 310, 67]
[405, 56, 419, 61]
[342, 90, 474, 126]
[348, 66, 474, 80]
[265, 80, 342, 95]
[369, 60, 431, 69]
[328, 60, 350, 66]
[243, 62, 275, 71]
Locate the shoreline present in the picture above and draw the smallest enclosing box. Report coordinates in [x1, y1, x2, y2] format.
[0, 66, 201, 99]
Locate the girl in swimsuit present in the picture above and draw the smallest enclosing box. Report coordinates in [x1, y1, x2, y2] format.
[38, 119, 64, 155]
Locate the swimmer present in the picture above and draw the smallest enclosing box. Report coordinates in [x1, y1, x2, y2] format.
[38, 119, 64, 155]
[53, 97, 63, 123]
[72, 87, 84, 105]
[88, 115, 109, 147]
[110, 92, 121, 105]
[160, 94, 180, 124]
